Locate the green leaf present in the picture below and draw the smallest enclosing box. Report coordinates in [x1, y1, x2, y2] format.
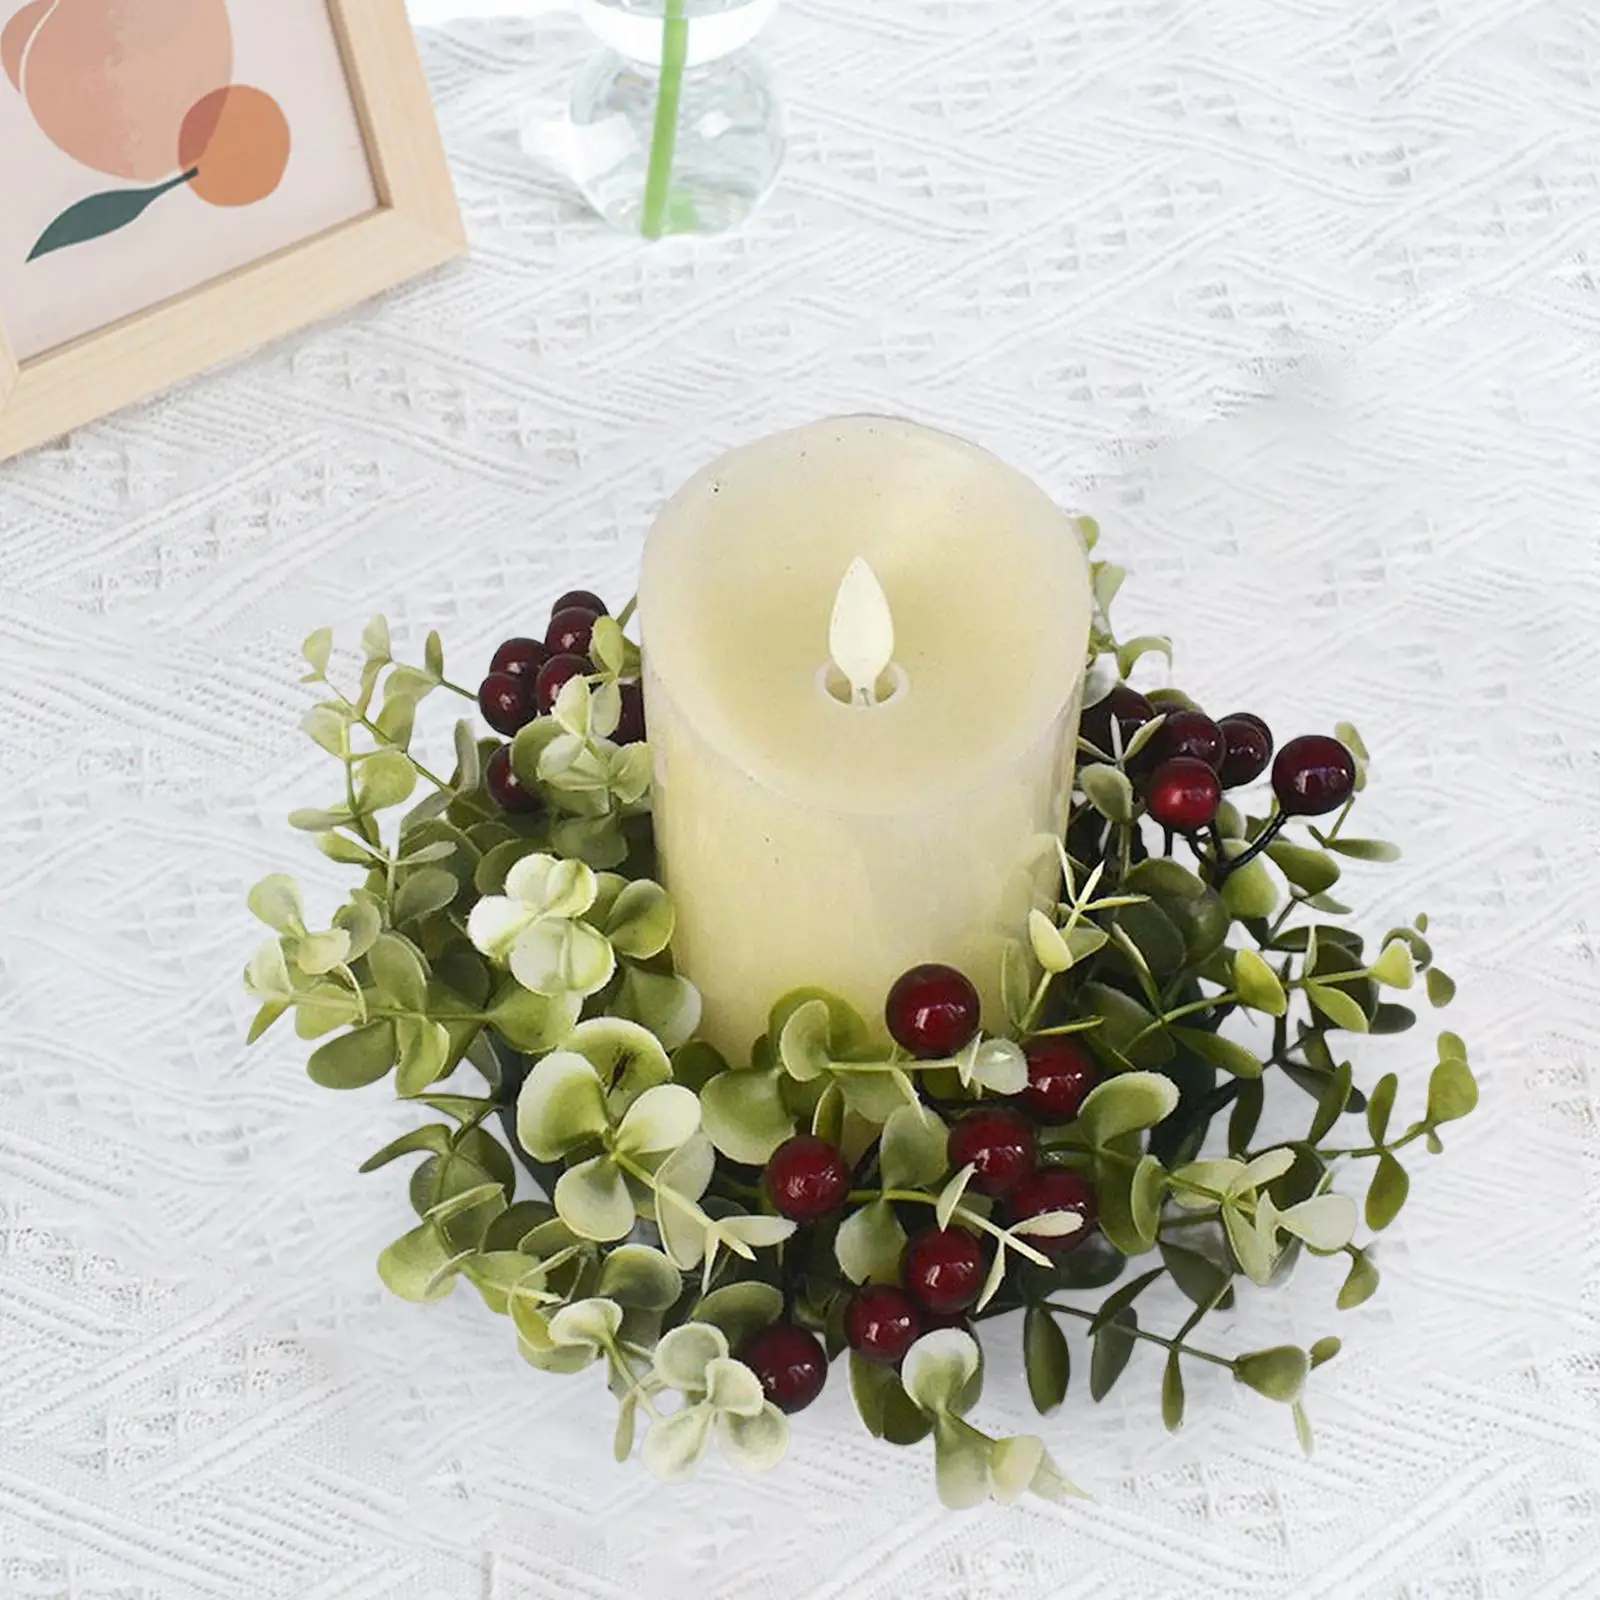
[1229, 1077, 1264, 1155]
[368, 933, 429, 1012]
[1113, 901, 1187, 981]
[1162, 1351, 1185, 1433]
[1266, 841, 1341, 895]
[693, 1282, 783, 1347]
[599, 1244, 684, 1311]
[248, 875, 305, 935]
[1308, 1061, 1353, 1144]
[1029, 910, 1075, 974]
[489, 982, 580, 1052]
[1326, 838, 1401, 863]
[356, 749, 417, 812]
[1115, 634, 1172, 677]
[1088, 1266, 1167, 1333]
[604, 880, 676, 960]
[359, 1124, 453, 1172]
[377, 1222, 459, 1303]
[1337, 1248, 1380, 1309]
[394, 866, 459, 924]
[835, 1200, 908, 1286]
[850, 1353, 932, 1445]
[1079, 982, 1172, 1068]
[1170, 1026, 1263, 1080]
[1293, 1399, 1315, 1456]
[1427, 1051, 1478, 1125]
[302, 705, 348, 757]
[308, 1021, 397, 1089]
[700, 1066, 796, 1165]
[1310, 1336, 1342, 1369]
[302, 628, 333, 676]
[29, 177, 193, 260]
[1160, 1241, 1231, 1307]
[1080, 765, 1135, 824]
[777, 998, 834, 1081]
[1233, 948, 1287, 1016]
[1366, 1072, 1397, 1144]
[1369, 940, 1415, 990]
[880, 1103, 949, 1190]
[1426, 967, 1456, 1007]
[1365, 1153, 1409, 1231]
[1307, 984, 1369, 1033]
[396, 1018, 451, 1097]
[1234, 1345, 1308, 1404]
[1220, 856, 1278, 921]
[1089, 1309, 1137, 1401]
[1077, 1072, 1180, 1147]
[1024, 1307, 1070, 1415]
[318, 831, 375, 867]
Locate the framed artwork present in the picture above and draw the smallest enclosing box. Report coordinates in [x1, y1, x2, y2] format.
[0, 0, 465, 460]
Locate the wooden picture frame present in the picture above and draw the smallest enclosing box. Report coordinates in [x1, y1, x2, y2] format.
[0, 0, 465, 461]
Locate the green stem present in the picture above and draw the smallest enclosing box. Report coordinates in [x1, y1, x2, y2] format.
[641, 0, 690, 240]
[1321, 1123, 1431, 1161]
[439, 677, 479, 702]
[1041, 1300, 1234, 1368]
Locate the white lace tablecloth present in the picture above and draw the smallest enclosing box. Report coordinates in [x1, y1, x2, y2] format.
[3, 4, 1598, 1596]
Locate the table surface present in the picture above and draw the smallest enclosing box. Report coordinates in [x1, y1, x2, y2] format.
[3, 5, 1598, 1597]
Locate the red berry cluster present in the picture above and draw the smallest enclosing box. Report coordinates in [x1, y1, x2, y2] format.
[742, 964, 1110, 1407]
[1085, 689, 1355, 836]
[478, 589, 648, 815]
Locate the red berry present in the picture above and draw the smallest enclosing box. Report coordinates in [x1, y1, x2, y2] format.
[489, 636, 551, 680]
[1081, 684, 1154, 761]
[546, 606, 602, 658]
[1157, 709, 1225, 771]
[947, 1108, 1037, 1197]
[1145, 756, 1222, 832]
[885, 964, 981, 1059]
[1218, 713, 1274, 788]
[764, 1135, 851, 1222]
[534, 653, 591, 713]
[740, 1322, 828, 1414]
[484, 744, 540, 814]
[1272, 735, 1357, 817]
[905, 1227, 986, 1314]
[1008, 1169, 1098, 1257]
[845, 1285, 923, 1364]
[614, 681, 647, 745]
[551, 589, 608, 618]
[1020, 1036, 1098, 1121]
[478, 671, 534, 736]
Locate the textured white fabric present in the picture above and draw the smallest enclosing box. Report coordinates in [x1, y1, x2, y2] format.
[2, 4, 1597, 1596]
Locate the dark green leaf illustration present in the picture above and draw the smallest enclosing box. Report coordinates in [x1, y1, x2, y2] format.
[28, 170, 195, 262]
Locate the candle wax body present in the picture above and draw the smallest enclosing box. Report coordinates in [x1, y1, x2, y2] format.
[638, 417, 1092, 1062]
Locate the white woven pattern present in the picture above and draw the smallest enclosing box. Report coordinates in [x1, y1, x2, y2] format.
[2, 4, 1598, 1596]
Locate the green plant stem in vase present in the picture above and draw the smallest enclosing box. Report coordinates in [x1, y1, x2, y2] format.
[642, 0, 690, 239]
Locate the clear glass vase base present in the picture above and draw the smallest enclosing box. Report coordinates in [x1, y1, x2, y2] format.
[569, 50, 785, 238]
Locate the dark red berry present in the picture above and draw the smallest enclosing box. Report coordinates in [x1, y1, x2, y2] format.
[1020, 1036, 1098, 1122]
[478, 672, 534, 736]
[1081, 684, 1154, 761]
[546, 606, 602, 658]
[484, 744, 540, 814]
[1218, 713, 1274, 788]
[905, 1227, 986, 1314]
[740, 1322, 828, 1414]
[1157, 709, 1225, 771]
[1272, 735, 1357, 817]
[845, 1285, 923, 1364]
[614, 681, 647, 745]
[947, 1108, 1037, 1197]
[551, 589, 608, 618]
[534, 652, 591, 713]
[764, 1135, 851, 1222]
[885, 964, 981, 1059]
[489, 636, 551, 680]
[1008, 1169, 1098, 1257]
[1145, 756, 1222, 832]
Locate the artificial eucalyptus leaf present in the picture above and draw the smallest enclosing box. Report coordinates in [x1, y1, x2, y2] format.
[1089, 1309, 1137, 1401]
[1234, 1345, 1308, 1404]
[378, 1222, 459, 1304]
[1220, 856, 1278, 920]
[395, 867, 460, 925]
[368, 932, 429, 1012]
[700, 1067, 796, 1165]
[1326, 837, 1401, 863]
[1310, 1336, 1342, 1369]
[1080, 765, 1135, 824]
[880, 1103, 949, 1190]
[1233, 948, 1288, 1016]
[1307, 984, 1369, 1034]
[1079, 982, 1172, 1068]
[1169, 1026, 1263, 1080]
[836, 1200, 907, 1286]
[359, 1124, 453, 1172]
[489, 981, 581, 1053]
[1337, 1247, 1380, 1309]
[1228, 1077, 1265, 1155]
[1369, 939, 1415, 990]
[1365, 1153, 1409, 1231]
[1113, 901, 1186, 980]
[1078, 1072, 1180, 1147]
[1024, 1306, 1070, 1415]
[693, 1281, 783, 1346]
[1162, 1351, 1186, 1432]
[1426, 968, 1457, 1008]
[1308, 1061, 1354, 1144]
[1266, 841, 1341, 895]
[1427, 1049, 1478, 1125]
[1366, 1072, 1398, 1144]
[1160, 1240, 1230, 1307]
[1089, 1266, 1166, 1332]
[356, 749, 417, 812]
[308, 1021, 397, 1089]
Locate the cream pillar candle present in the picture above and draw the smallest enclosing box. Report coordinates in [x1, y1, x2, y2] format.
[637, 417, 1093, 1062]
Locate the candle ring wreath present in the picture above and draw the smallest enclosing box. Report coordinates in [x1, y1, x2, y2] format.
[246, 523, 1477, 1510]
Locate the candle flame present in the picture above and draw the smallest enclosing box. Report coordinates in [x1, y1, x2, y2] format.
[830, 557, 896, 706]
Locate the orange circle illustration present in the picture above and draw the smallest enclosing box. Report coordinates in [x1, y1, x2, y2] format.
[180, 84, 291, 206]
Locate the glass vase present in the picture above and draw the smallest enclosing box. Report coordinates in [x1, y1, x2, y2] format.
[568, 0, 785, 238]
